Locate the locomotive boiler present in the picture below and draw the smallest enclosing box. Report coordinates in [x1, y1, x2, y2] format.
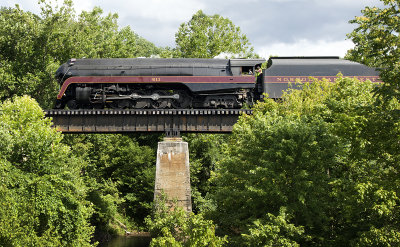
[54, 57, 380, 109]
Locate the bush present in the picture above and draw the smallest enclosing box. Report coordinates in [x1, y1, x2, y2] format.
[146, 197, 227, 247]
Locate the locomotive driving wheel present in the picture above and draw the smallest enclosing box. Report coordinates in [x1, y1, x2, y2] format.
[150, 91, 169, 109]
[108, 100, 131, 109]
[132, 91, 150, 108]
[171, 91, 192, 109]
[66, 99, 78, 109]
[118, 99, 132, 109]
[54, 99, 66, 109]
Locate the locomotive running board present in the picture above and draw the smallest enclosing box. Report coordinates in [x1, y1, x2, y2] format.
[44, 109, 253, 133]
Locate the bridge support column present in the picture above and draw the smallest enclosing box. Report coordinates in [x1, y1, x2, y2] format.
[154, 137, 192, 212]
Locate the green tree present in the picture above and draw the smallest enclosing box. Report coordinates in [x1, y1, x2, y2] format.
[63, 134, 157, 231]
[181, 134, 228, 213]
[175, 10, 255, 58]
[346, 0, 400, 101]
[0, 96, 94, 246]
[209, 77, 400, 246]
[345, 5, 400, 244]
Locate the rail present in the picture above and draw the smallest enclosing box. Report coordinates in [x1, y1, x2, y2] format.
[44, 109, 253, 134]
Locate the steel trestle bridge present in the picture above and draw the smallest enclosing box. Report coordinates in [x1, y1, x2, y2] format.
[44, 109, 253, 134]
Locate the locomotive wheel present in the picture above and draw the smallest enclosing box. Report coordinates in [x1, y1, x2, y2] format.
[118, 100, 131, 109]
[134, 99, 150, 109]
[151, 91, 169, 109]
[131, 91, 150, 108]
[171, 91, 192, 109]
[92, 103, 104, 109]
[108, 101, 119, 109]
[54, 99, 66, 109]
[66, 99, 78, 109]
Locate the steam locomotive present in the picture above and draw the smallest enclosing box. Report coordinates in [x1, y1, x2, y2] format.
[54, 57, 380, 109]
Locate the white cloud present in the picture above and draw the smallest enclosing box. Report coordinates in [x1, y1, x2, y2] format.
[257, 39, 354, 59]
[316, 0, 382, 8]
[269, 0, 306, 2]
[4, 0, 40, 13]
[76, 0, 204, 22]
[71, 0, 93, 15]
[4, 0, 93, 16]
[68, 0, 205, 47]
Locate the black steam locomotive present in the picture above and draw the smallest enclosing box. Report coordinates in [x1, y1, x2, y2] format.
[54, 57, 380, 109]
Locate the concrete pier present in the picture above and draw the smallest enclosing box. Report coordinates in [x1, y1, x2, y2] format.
[154, 137, 192, 212]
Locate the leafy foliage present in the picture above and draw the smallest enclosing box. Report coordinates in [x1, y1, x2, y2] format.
[242, 208, 307, 247]
[175, 10, 256, 58]
[0, 96, 94, 246]
[182, 134, 228, 213]
[63, 134, 157, 230]
[346, 0, 400, 101]
[146, 197, 227, 247]
[209, 78, 400, 246]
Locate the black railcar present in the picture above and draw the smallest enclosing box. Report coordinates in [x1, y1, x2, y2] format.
[263, 57, 380, 98]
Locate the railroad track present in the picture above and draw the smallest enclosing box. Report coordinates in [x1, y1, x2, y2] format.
[44, 109, 253, 134]
[44, 108, 253, 116]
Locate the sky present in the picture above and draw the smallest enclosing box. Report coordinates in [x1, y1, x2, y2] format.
[3, 0, 384, 59]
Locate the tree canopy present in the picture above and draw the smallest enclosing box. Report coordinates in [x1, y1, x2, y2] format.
[209, 78, 400, 246]
[175, 10, 256, 58]
[346, 0, 400, 101]
[0, 96, 94, 246]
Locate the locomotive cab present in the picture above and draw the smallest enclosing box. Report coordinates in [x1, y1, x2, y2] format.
[229, 59, 265, 76]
